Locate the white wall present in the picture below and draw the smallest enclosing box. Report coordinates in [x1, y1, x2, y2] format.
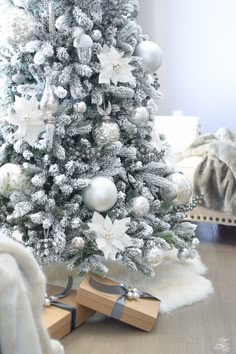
[138, 0, 236, 133]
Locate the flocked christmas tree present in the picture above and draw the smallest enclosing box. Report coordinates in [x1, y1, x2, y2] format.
[0, 0, 200, 279]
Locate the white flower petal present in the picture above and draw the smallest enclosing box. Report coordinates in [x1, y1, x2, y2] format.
[104, 215, 113, 231]
[95, 236, 108, 249]
[92, 212, 105, 226]
[88, 223, 106, 236]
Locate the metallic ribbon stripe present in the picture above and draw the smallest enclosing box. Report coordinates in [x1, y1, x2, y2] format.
[89, 276, 160, 320]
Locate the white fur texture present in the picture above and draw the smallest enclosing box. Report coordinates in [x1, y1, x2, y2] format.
[45, 250, 214, 315]
[0, 235, 64, 354]
[103, 250, 214, 314]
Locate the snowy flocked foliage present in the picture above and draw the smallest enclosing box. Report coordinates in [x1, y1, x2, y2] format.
[0, 0, 197, 278]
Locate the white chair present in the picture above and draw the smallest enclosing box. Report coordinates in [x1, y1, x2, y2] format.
[154, 114, 236, 226]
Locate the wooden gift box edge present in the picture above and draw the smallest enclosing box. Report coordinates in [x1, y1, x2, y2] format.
[76, 274, 160, 332]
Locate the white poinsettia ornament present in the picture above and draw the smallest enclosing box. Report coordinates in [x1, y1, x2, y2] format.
[88, 212, 133, 260]
[98, 45, 136, 86]
[5, 95, 45, 147]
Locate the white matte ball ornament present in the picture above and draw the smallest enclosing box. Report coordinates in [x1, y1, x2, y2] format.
[128, 107, 149, 127]
[74, 101, 87, 113]
[82, 176, 118, 212]
[130, 196, 150, 217]
[192, 238, 200, 247]
[144, 247, 164, 267]
[177, 248, 191, 261]
[134, 41, 163, 74]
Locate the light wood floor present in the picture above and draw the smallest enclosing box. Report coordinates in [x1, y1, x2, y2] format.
[62, 223, 236, 354]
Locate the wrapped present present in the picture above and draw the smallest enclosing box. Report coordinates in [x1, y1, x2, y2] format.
[76, 274, 161, 332]
[43, 284, 95, 340]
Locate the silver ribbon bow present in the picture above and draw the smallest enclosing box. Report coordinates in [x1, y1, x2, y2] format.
[89, 276, 160, 320]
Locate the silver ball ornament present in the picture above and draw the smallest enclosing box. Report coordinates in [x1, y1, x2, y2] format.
[72, 237, 85, 250]
[92, 29, 102, 41]
[177, 248, 191, 261]
[128, 107, 149, 127]
[82, 176, 118, 212]
[144, 247, 164, 267]
[130, 196, 150, 217]
[44, 298, 51, 307]
[94, 120, 120, 147]
[12, 72, 26, 85]
[134, 41, 163, 74]
[192, 238, 200, 247]
[161, 173, 192, 205]
[74, 101, 87, 113]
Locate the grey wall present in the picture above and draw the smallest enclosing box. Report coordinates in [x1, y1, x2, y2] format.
[138, 0, 236, 133]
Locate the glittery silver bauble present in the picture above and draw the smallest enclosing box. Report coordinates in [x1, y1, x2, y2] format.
[82, 176, 118, 212]
[160, 172, 192, 205]
[192, 238, 200, 247]
[134, 41, 163, 74]
[35, 238, 61, 265]
[8, 8, 35, 43]
[177, 248, 191, 261]
[144, 247, 164, 267]
[92, 29, 102, 41]
[12, 72, 26, 85]
[74, 33, 93, 64]
[72, 237, 85, 250]
[128, 107, 149, 127]
[94, 120, 120, 147]
[73, 101, 87, 113]
[130, 196, 150, 217]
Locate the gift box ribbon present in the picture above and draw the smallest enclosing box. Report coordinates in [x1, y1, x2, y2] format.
[46, 275, 77, 331]
[89, 276, 160, 320]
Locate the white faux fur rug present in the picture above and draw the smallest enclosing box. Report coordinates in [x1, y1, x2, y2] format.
[45, 250, 214, 314]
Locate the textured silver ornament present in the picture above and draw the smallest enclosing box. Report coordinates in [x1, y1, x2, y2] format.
[144, 246, 164, 267]
[48, 1, 56, 33]
[94, 101, 120, 147]
[134, 40, 163, 74]
[92, 29, 102, 41]
[177, 248, 191, 261]
[74, 33, 93, 64]
[130, 196, 150, 217]
[82, 176, 118, 212]
[160, 172, 192, 205]
[73, 101, 87, 113]
[128, 107, 149, 127]
[94, 120, 120, 147]
[35, 238, 61, 265]
[71, 237, 85, 250]
[40, 77, 59, 149]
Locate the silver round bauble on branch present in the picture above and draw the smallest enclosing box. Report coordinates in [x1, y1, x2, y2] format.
[92, 29, 102, 41]
[12, 72, 26, 85]
[128, 107, 149, 127]
[160, 172, 192, 206]
[71, 237, 85, 250]
[134, 40, 163, 74]
[82, 176, 118, 212]
[192, 238, 200, 247]
[73, 101, 87, 113]
[177, 248, 191, 261]
[93, 120, 120, 147]
[130, 196, 150, 217]
[143, 246, 164, 267]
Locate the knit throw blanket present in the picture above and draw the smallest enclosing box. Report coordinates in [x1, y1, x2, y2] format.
[184, 128, 236, 215]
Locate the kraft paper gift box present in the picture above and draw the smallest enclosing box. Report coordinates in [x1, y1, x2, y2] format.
[43, 284, 95, 340]
[76, 274, 160, 332]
